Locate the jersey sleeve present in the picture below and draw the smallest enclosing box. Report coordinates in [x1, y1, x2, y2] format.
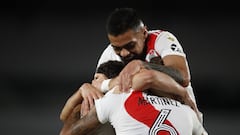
[95, 90, 121, 124]
[155, 31, 186, 58]
[96, 44, 121, 69]
[191, 110, 208, 135]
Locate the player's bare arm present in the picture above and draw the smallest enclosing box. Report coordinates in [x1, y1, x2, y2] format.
[60, 104, 101, 135]
[162, 55, 190, 87]
[71, 107, 101, 135]
[60, 83, 103, 121]
[60, 89, 83, 121]
[60, 104, 81, 135]
[118, 57, 189, 92]
[132, 69, 186, 100]
[131, 69, 200, 119]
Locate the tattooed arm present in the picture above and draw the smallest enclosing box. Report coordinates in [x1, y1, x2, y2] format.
[72, 106, 101, 135]
[60, 106, 101, 135]
[131, 69, 200, 119]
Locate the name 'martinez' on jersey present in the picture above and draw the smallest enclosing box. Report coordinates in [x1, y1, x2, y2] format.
[138, 94, 180, 107]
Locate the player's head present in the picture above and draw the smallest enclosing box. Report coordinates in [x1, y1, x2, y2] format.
[96, 60, 125, 79]
[106, 8, 148, 64]
[92, 60, 125, 89]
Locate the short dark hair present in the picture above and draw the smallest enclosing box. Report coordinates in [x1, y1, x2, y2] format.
[106, 8, 143, 36]
[96, 60, 125, 79]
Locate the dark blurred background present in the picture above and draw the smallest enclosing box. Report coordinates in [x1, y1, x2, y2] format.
[1, 0, 240, 134]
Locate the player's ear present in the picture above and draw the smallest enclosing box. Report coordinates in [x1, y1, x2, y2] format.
[143, 27, 148, 38]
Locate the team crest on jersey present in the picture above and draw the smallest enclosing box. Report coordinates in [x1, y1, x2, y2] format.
[167, 36, 175, 42]
[145, 49, 160, 62]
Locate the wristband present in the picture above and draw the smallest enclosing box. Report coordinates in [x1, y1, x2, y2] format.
[100, 79, 111, 93]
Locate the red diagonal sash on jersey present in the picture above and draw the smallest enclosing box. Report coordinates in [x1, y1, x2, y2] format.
[145, 31, 162, 63]
[146, 30, 162, 53]
[125, 91, 159, 126]
[124, 91, 179, 135]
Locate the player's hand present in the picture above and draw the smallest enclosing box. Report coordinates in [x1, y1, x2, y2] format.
[80, 83, 103, 117]
[119, 60, 143, 92]
[60, 83, 103, 121]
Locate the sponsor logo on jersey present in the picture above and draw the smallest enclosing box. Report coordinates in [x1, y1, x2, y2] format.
[170, 44, 183, 53]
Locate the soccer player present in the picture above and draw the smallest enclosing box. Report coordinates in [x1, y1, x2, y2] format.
[81, 8, 202, 123]
[60, 61, 207, 135]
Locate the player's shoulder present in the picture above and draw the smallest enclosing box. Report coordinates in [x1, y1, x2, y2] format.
[148, 29, 172, 34]
[104, 44, 114, 51]
[101, 44, 116, 55]
[148, 30, 176, 38]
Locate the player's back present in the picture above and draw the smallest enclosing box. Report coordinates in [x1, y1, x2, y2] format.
[96, 90, 206, 135]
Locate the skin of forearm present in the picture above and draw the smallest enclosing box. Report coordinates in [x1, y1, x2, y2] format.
[150, 70, 186, 101]
[71, 107, 101, 135]
[142, 62, 184, 86]
[132, 70, 186, 101]
[108, 76, 120, 90]
[152, 70, 184, 96]
[60, 90, 83, 121]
